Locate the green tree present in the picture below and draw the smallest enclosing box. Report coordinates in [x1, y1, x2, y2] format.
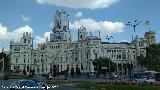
[23, 68, 26, 75]
[93, 57, 116, 75]
[137, 44, 160, 71]
[0, 52, 10, 79]
[58, 70, 68, 80]
[137, 55, 146, 70]
[28, 69, 35, 78]
[71, 67, 75, 78]
[0, 53, 10, 71]
[76, 67, 81, 77]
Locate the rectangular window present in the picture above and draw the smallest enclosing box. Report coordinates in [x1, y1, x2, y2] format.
[122, 54, 126, 59]
[80, 35, 82, 38]
[61, 57, 62, 62]
[14, 47, 20, 51]
[95, 54, 97, 59]
[75, 57, 77, 61]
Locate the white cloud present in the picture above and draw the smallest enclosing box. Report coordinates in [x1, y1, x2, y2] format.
[34, 31, 51, 45]
[0, 23, 33, 50]
[44, 32, 50, 39]
[0, 23, 11, 40]
[0, 47, 8, 52]
[36, 0, 120, 9]
[70, 18, 125, 36]
[75, 12, 82, 17]
[12, 25, 33, 41]
[0, 23, 52, 49]
[22, 15, 30, 21]
[0, 23, 33, 41]
[34, 36, 46, 44]
[0, 23, 53, 50]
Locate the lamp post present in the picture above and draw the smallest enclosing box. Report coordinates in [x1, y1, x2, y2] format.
[126, 20, 142, 41]
[105, 36, 113, 73]
[126, 20, 142, 32]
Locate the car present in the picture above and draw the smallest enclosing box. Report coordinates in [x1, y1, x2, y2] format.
[135, 76, 155, 84]
[9, 80, 44, 90]
[31, 78, 47, 90]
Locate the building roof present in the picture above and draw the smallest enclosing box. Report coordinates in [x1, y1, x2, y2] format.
[101, 42, 131, 45]
[86, 36, 101, 40]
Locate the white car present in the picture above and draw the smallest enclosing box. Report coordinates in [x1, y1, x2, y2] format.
[135, 76, 155, 83]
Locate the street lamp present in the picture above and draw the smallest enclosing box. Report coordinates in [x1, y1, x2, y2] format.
[126, 20, 142, 41]
[126, 20, 142, 32]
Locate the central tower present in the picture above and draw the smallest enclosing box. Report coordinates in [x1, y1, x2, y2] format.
[50, 9, 71, 42]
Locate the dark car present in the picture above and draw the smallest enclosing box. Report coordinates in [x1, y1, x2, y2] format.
[9, 80, 44, 90]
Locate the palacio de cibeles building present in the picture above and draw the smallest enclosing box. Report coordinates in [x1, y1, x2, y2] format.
[9, 10, 156, 78]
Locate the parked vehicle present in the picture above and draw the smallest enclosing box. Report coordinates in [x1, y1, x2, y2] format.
[9, 80, 44, 90]
[134, 71, 156, 83]
[31, 78, 47, 90]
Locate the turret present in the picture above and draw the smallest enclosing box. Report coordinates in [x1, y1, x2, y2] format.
[50, 9, 71, 42]
[144, 31, 156, 46]
[78, 26, 87, 41]
[22, 32, 33, 46]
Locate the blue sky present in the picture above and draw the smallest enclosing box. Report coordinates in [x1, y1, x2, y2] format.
[0, 0, 160, 50]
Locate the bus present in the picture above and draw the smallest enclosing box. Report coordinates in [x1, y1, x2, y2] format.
[134, 71, 156, 83]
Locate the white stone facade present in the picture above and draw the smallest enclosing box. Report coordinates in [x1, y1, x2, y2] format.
[10, 10, 156, 76]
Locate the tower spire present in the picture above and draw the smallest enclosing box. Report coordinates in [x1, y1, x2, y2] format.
[90, 31, 92, 36]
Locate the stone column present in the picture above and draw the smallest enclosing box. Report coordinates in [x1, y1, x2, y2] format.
[126, 63, 129, 79]
[121, 63, 124, 79]
[116, 63, 119, 75]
